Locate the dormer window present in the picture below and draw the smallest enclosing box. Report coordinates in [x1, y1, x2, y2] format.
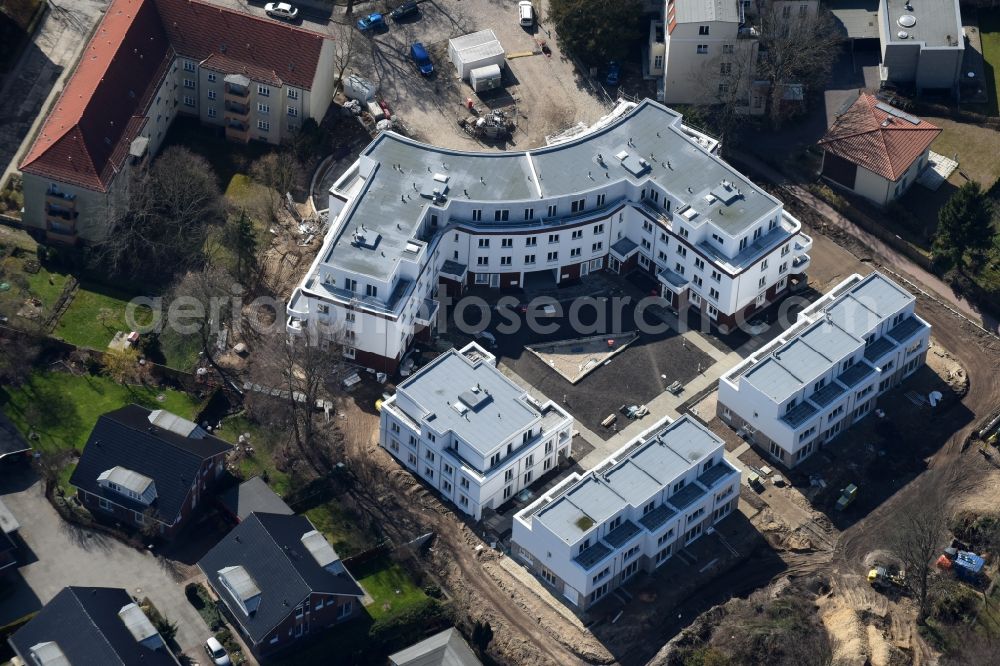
[218, 565, 262, 616]
[97, 466, 157, 505]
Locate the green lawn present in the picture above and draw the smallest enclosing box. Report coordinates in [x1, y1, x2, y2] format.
[214, 415, 293, 498]
[0, 250, 70, 321]
[304, 501, 379, 559]
[55, 281, 153, 350]
[352, 556, 428, 620]
[0, 371, 202, 456]
[979, 9, 1000, 117]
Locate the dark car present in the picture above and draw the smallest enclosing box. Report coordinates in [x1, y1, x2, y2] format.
[389, 1, 419, 21]
[410, 42, 434, 76]
[606, 61, 621, 87]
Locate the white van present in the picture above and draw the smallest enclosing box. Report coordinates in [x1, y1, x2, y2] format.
[518, 1, 534, 27]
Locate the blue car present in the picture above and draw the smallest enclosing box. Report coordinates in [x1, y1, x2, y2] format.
[357, 13, 386, 32]
[410, 42, 434, 76]
[606, 61, 621, 87]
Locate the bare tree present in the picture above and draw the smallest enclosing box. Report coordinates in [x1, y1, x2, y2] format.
[330, 20, 365, 93]
[247, 331, 347, 476]
[249, 152, 305, 218]
[890, 489, 949, 623]
[750, 3, 843, 126]
[0, 330, 41, 388]
[159, 266, 239, 373]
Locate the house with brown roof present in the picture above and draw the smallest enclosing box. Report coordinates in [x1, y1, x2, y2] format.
[18, 0, 336, 245]
[818, 93, 941, 207]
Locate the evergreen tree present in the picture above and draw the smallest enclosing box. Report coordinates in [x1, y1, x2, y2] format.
[933, 181, 995, 271]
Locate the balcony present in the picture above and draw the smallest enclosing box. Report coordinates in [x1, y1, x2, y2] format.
[224, 100, 249, 116]
[45, 204, 78, 221]
[791, 254, 811, 272]
[224, 83, 249, 100]
[793, 232, 812, 254]
[225, 121, 249, 143]
[45, 188, 76, 205]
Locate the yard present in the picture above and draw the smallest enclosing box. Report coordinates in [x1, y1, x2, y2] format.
[53, 281, 152, 350]
[161, 117, 271, 196]
[979, 9, 1000, 117]
[0, 248, 70, 323]
[351, 555, 429, 620]
[0, 371, 202, 457]
[215, 414, 292, 498]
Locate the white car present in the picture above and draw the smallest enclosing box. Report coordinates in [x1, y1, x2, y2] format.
[204, 637, 232, 666]
[518, 1, 534, 27]
[265, 2, 298, 20]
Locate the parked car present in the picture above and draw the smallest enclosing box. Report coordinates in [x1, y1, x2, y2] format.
[264, 2, 298, 20]
[518, 1, 535, 27]
[389, 0, 419, 21]
[606, 61, 621, 87]
[356, 12, 386, 32]
[204, 637, 232, 666]
[410, 42, 434, 76]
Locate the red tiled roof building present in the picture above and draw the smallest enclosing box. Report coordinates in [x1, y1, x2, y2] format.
[818, 93, 941, 208]
[19, 0, 335, 244]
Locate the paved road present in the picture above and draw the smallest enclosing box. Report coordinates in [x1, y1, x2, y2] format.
[0, 469, 211, 657]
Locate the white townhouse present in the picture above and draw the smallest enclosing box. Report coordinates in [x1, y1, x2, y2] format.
[287, 100, 812, 373]
[512, 416, 739, 610]
[378, 342, 573, 520]
[717, 271, 931, 468]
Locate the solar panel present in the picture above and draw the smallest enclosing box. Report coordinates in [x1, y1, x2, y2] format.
[875, 101, 921, 125]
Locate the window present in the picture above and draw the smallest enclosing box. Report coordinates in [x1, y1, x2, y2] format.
[697, 44, 708, 54]
[472, 209, 482, 221]
[679, 227, 689, 239]
[258, 103, 269, 114]
[443, 463, 453, 475]
[596, 193, 605, 206]
[739, 237, 748, 251]
[547, 204, 557, 217]
[207, 107, 216, 118]
[723, 44, 734, 55]
[442, 480, 452, 492]
[523, 471, 533, 484]
[674, 263, 685, 275]
[407, 453, 417, 466]
[709, 287, 720, 300]
[711, 269, 722, 281]
[424, 467, 434, 479]
[338, 601, 353, 619]
[654, 55, 663, 69]
[500, 256, 512, 266]
[257, 119, 270, 131]
[183, 96, 195, 107]
[288, 88, 299, 100]
[718, 82, 729, 94]
[548, 233, 560, 243]
[344, 278, 357, 292]
[524, 254, 536, 264]
[459, 495, 469, 507]
[570, 198, 585, 213]
[692, 275, 703, 287]
[524, 208, 534, 220]
[525, 236, 537, 246]
[783, 5, 791, 18]
[592, 242, 603, 252]
[258, 85, 270, 96]
[779, 261, 788, 274]
[643, 220, 653, 233]
[570, 248, 581, 258]
[288, 107, 298, 117]
[758, 276, 767, 288]
[571, 229, 583, 240]
[504, 485, 513, 499]
[425, 450, 435, 462]
[720, 62, 732, 75]
[547, 251, 558, 262]
[694, 257, 705, 270]
[366, 284, 378, 297]
[134, 511, 145, 524]
[641, 239, 651, 251]
[494, 209, 509, 221]
[677, 246, 687, 258]
[761, 259, 769, 271]
[460, 477, 470, 490]
[207, 90, 216, 100]
[478, 238, 490, 248]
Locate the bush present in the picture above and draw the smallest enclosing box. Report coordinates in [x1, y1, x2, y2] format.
[932, 582, 980, 625]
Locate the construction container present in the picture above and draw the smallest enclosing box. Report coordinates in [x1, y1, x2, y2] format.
[469, 64, 503, 92]
[953, 551, 985, 582]
[448, 29, 505, 81]
[366, 100, 386, 121]
[343, 74, 377, 102]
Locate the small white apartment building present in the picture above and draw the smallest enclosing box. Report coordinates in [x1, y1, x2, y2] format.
[512, 416, 739, 610]
[378, 343, 573, 520]
[717, 271, 931, 468]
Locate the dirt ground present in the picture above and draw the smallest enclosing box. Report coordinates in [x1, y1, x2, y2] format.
[348, 0, 610, 150]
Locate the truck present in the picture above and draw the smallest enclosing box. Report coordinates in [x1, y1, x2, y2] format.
[868, 565, 905, 590]
[835, 483, 858, 511]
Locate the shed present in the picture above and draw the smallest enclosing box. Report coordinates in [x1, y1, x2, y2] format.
[448, 30, 505, 80]
[470, 64, 503, 92]
[343, 73, 377, 102]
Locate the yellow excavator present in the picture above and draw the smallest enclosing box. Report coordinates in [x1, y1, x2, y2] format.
[867, 565, 905, 590]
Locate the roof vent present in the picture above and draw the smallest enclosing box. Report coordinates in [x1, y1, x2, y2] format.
[897, 30, 909, 39]
[898, 15, 916, 28]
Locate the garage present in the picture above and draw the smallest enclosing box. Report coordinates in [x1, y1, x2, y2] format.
[447, 29, 506, 81]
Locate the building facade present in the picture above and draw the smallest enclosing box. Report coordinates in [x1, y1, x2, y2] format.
[878, 0, 964, 94]
[287, 100, 812, 373]
[512, 415, 739, 610]
[18, 0, 336, 246]
[717, 272, 931, 467]
[379, 342, 573, 520]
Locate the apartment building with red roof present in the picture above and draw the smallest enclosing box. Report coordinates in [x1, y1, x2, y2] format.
[818, 93, 941, 208]
[19, 0, 336, 245]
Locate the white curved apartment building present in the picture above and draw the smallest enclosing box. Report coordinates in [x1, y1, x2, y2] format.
[287, 100, 812, 372]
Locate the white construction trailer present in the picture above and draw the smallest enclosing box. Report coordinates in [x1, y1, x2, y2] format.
[448, 30, 506, 81]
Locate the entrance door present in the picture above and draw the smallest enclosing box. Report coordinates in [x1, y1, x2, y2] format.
[489, 273, 500, 288]
[580, 261, 590, 277]
[609, 257, 621, 273]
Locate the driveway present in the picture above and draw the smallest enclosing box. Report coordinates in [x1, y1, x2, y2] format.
[0, 469, 211, 657]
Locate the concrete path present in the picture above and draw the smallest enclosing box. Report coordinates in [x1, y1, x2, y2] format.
[0, 0, 108, 189]
[0, 470, 211, 657]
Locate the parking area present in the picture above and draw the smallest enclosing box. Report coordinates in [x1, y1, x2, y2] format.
[343, 0, 610, 149]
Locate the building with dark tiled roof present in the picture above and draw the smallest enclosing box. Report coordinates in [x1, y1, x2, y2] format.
[199, 512, 365, 657]
[819, 93, 941, 207]
[219, 476, 293, 522]
[19, 0, 336, 245]
[70, 404, 232, 539]
[8, 586, 181, 665]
